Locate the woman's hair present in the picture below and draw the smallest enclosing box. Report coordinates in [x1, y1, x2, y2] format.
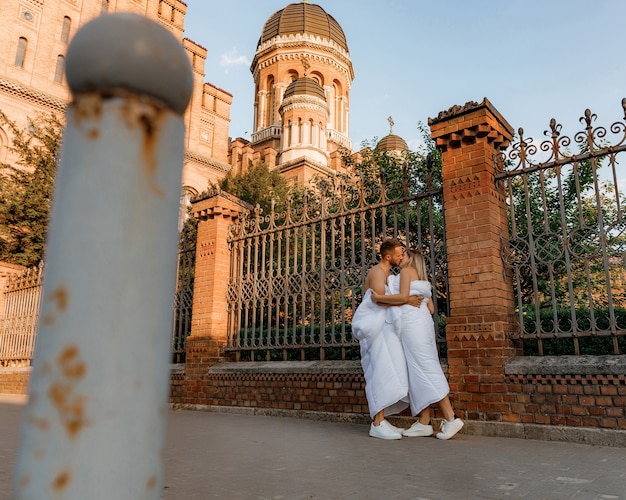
[405, 248, 428, 280]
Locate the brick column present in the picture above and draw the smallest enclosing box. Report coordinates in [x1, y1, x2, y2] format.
[429, 98, 522, 422]
[186, 190, 248, 369]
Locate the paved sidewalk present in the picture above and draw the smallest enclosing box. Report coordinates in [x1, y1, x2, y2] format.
[1, 395, 625, 499]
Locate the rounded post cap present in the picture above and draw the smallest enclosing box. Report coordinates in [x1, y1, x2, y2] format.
[65, 13, 193, 115]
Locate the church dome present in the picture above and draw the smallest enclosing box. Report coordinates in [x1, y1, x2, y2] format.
[258, 2, 349, 52]
[283, 77, 326, 101]
[376, 134, 408, 152]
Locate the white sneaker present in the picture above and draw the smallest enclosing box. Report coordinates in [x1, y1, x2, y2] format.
[369, 420, 402, 440]
[436, 418, 464, 440]
[387, 421, 406, 434]
[402, 421, 434, 437]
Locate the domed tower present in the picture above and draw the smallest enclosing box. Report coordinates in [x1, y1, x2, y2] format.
[278, 74, 331, 182]
[376, 116, 408, 157]
[250, 1, 354, 183]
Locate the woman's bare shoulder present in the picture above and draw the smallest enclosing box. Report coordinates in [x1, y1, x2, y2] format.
[400, 267, 419, 279]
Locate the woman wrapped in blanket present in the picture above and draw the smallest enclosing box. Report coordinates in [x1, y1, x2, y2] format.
[371, 248, 464, 440]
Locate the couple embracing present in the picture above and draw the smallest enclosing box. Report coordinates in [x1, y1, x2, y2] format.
[352, 238, 464, 440]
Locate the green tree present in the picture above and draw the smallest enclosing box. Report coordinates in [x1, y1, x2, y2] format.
[0, 111, 63, 266]
[218, 162, 293, 216]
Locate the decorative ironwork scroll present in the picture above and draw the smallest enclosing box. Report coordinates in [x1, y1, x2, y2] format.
[497, 100, 626, 355]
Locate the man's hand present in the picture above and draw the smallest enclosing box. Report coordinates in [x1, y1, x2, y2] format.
[407, 295, 423, 308]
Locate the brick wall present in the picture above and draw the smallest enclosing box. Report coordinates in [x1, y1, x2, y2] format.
[504, 356, 626, 430]
[4, 359, 624, 434]
[166, 357, 626, 439]
[0, 367, 30, 395]
[171, 362, 369, 415]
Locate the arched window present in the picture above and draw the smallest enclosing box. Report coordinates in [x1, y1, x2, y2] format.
[15, 37, 27, 68]
[178, 187, 197, 231]
[54, 55, 65, 83]
[333, 80, 344, 131]
[310, 71, 324, 87]
[309, 119, 315, 145]
[61, 17, 71, 43]
[265, 75, 275, 127]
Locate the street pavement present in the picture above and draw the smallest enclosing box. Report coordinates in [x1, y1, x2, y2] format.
[1, 395, 625, 499]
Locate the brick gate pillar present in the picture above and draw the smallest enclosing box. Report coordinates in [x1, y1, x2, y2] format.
[429, 98, 522, 422]
[185, 190, 248, 370]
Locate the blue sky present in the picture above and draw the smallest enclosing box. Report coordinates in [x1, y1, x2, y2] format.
[182, 1, 626, 174]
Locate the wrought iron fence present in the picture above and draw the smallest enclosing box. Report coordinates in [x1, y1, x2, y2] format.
[171, 222, 196, 363]
[0, 226, 196, 366]
[226, 157, 448, 361]
[0, 262, 44, 366]
[498, 100, 626, 355]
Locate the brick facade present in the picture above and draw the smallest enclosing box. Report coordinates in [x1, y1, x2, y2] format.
[0, 0, 232, 196]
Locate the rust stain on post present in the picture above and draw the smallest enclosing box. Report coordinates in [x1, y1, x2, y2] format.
[47, 345, 90, 438]
[52, 469, 71, 491]
[49, 286, 69, 311]
[119, 96, 166, 197]
[72, 93, 103, 123]
[42, 285, 69, 325]
[19, 474, 31, 488]
[146, 476, 157, 490]
[29, 416, 50, 431]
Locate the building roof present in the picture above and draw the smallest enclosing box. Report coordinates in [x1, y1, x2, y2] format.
[283, 77, 326, 101]
[258, 2, 348, 52]
[376, 134, 409, 152]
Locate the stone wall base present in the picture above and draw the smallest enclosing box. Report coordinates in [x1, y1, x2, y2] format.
[4, 356, 625, 447]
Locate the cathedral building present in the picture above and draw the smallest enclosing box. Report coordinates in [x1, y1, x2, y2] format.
[1, 1, 403, 211]
[228, 1, 355, 185]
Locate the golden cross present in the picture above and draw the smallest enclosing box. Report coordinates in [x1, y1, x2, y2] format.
[388, 116, 394, 134]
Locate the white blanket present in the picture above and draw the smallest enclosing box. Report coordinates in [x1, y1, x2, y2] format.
[388, 275, 449, 415]
[352, 286, 409, 418]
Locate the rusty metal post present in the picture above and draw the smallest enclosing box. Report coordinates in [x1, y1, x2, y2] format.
[13, 14, 193, 499]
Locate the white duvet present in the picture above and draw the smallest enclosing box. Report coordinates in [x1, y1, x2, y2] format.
[352, 285, 409, 418]
[388, 275, 449, 415]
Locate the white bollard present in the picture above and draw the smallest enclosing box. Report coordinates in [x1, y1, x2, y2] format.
[13, 14, 193, 499]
